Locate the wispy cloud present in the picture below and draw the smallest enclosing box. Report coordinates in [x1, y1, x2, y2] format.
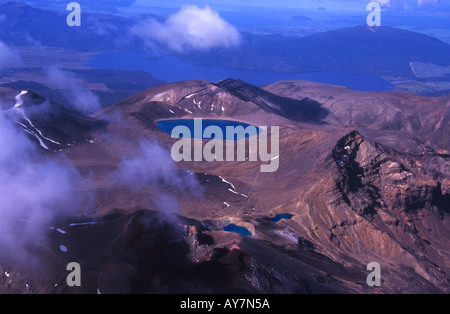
[0, 110, 85, 268]
[111, 139, 203, 223]
[131, 5, 242, 53]
[417, 0, 440, 6]
[0, 40, 22, 69]
[112, 139, 203, 195]
[44, 67, 102, 114]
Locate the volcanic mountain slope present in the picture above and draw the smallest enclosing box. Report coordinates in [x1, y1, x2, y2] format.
[86, 79, 450, 292]
[263, 80, 450, 153]
[0, 87, 105, 151]
[1, 79, 449, 294]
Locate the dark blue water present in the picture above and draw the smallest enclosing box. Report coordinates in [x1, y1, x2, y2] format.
[222, 224, 252, 237]
[157, 119, 261, 140]
[270, 214, 293, 222]
[84, 51, 395, 91]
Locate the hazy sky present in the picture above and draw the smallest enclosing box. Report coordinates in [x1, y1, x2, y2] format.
[130, 0, 448, 11]
[5, 0, 448, 13]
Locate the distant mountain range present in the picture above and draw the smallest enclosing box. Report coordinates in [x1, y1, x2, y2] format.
[1, 1, 450, 82]
[178, 25, 450, 79]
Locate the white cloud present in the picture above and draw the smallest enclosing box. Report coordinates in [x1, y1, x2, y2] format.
[0, 111, 84, 268]
[0, 41, 22, 69]
[131, 5, 242, 53]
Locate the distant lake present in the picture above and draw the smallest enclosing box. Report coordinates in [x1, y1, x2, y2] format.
[85, 51, 395, 91]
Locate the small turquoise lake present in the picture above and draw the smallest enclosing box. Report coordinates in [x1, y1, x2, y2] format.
[270, 214, 293, 222]
[222, 224, 252, 237]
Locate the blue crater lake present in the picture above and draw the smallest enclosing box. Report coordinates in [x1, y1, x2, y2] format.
[222, 224, 252, 237]
[270, 214, 293, 222]
[156, 119, 261, 140]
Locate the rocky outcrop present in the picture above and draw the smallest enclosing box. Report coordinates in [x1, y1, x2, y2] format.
[315, 130, 450, 292]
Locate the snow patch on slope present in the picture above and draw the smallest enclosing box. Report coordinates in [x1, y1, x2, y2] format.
[3, 91, 62, 150]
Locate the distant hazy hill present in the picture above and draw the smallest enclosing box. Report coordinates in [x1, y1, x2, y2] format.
[178, 25, 450, 78]
[0, 68, 166, 109]
[13, 0, 136, 14]
[0, 1, 149, 51]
